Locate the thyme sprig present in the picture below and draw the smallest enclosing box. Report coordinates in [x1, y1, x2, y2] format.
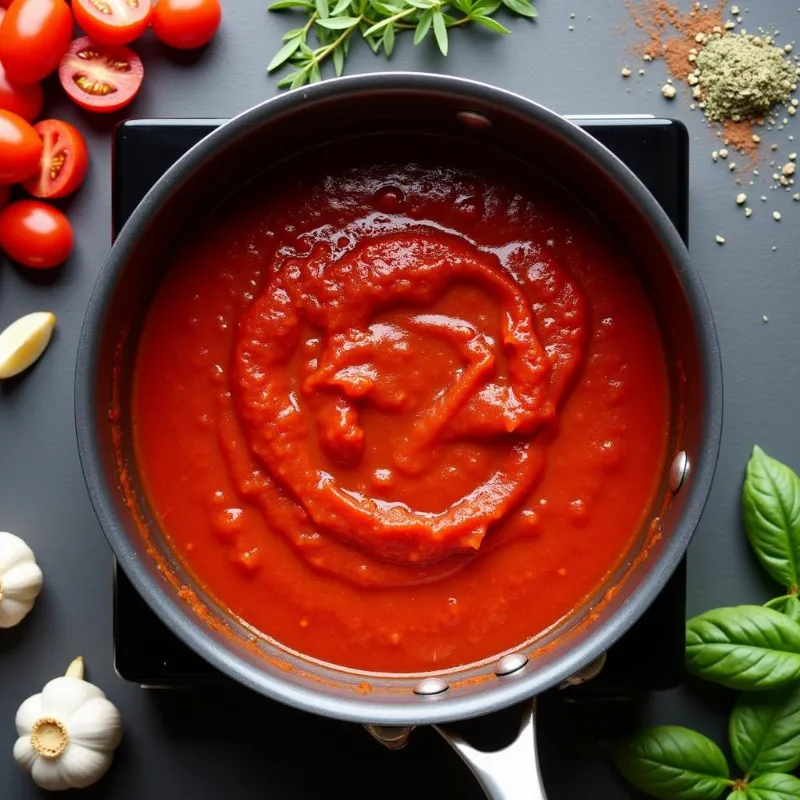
[267, 0, 536, 88]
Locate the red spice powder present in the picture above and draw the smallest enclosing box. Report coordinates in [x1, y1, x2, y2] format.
[628, 0, 760, 160]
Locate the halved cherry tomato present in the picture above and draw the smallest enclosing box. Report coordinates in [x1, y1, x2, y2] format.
[59, 37, 144, 114]
[0, 109, 42, 183]
[152, 0, 221, 50]
[22, 120, 89, 199]
[0, 0, 72, 84]
[73, 0, 152, 47]
[0, 199, 73, 268]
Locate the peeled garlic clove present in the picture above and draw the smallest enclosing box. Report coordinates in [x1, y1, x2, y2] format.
[0, 312, 56, 380]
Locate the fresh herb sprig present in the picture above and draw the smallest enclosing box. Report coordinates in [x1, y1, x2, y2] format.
[266, 0, 536, 88]
[608, 447, 800, 800]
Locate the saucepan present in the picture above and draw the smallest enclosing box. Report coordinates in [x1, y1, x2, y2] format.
[75, 74, 722, 798]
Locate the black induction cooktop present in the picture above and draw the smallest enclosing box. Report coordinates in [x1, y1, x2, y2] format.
[112, 116, 689, 695]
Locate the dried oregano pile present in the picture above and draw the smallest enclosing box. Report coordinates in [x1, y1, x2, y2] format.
[625, 1, 800, 235]
[692, 30, 796, 123]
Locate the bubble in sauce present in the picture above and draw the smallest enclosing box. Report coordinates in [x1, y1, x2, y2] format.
[374, 185, 405, 213]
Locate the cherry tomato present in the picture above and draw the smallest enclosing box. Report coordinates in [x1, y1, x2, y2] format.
[0, 109, 41, 183]
[152, 0, 221, 50]
[0, 62, 43, 121]
[59, 37, 143, 114]
[73, 0, 152, 46]
[0, 0, 72, 84]
[22, 120, 89, 199]
[0, 199, 73, 268]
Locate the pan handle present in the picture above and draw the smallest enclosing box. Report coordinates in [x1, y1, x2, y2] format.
[434, 700, 547, 800]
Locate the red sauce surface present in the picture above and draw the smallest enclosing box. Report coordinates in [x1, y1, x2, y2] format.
[132, 137, 670, 673]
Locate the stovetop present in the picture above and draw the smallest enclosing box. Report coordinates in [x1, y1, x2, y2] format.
[112, 116, 689, 696]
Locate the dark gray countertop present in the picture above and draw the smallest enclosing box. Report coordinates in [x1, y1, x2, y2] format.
[2, 1, 799, 797]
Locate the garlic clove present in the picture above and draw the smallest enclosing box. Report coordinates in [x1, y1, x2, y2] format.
[68, 698, 123, 750]
[0, 531, 35, 573]
[31, 753, 64, 792]
[57, 745, 113, 790]
[41, 676, 104, 721]
[13, 736, 37, 772]
[0, 312, 56, 380]
[15, 694, 44, 736]
[2, 561, 44, 601]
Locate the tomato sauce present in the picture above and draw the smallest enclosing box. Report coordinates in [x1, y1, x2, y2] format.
[132, 136, 670, 673]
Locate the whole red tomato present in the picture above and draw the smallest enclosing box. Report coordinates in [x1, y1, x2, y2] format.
[0, 62, 43, 121]
[0, 199, 73, 268]
[0, 0, 73, 84]
[0, 109, 42, 183]
[152, 0, 221, 50]
[73, 0, 152, 46]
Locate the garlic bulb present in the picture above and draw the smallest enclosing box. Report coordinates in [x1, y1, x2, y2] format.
[0, 311, 56, 379]
[0, 531, 43, 628]
[14, 658, 123, 791]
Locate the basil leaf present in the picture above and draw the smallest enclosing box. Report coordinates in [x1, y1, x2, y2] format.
[609, 725, 731, 800]
[743, 446, 800, 591]
[432, 10, 448, 55]
[743, 773, 800, 799]
[766, 595, 800, 625]
[730, 682, 800, 776]
[686, 605, 800, 690]
[501, 0, 537, 18]
[267, 37, 303, 72]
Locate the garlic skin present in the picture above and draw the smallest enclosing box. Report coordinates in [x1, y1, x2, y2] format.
[13, 658, 123, 791]
[0, 311, 56, 379]
[0, 531, 43, 628]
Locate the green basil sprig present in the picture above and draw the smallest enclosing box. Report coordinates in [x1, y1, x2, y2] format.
[728, 773, 800, 800]
[611, 448, 800, 800]
[609, 726, 732, 800]
[686, 605, 800, 691]
[729, 682, 800, 777]
[743, 446, 800, 594]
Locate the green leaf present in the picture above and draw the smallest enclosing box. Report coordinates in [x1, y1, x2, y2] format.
[432, 10, 448, 54]
[501, 0, 536, 17]
[316, 15, 360, 27]
[473, 0, 501, 14]
[730, 683, 800, 776]
[451, 0, 472, 12]
[298, 40, 314, 55]
[363, 33, 381, 52]
[413, 8, 433, 43]
[473, 14, 509, 32]
[315, 0, 329, 18]
[282, 26, 307, 38]
[309, 61, 322, 82]
[744, 446, 800, 591]
[332, 43, 345, 75]
[363, 15, 394, 34]
[609, 725, 731, 800]
[686, 605, 800, 691]
[331, 0, 352, 12]
[370, 0, 403, 13]
[404, 0, 434, 8]
[383, 23, 395, 55]
[290, 67, 310, 88]
[277, 69, 302, 88]
[441, 12, 458, 25]
[267, 37, 303, 71]
[742, 773, 800, 800]
[766, 595, 800, 624]
[268, 0, 314, 9]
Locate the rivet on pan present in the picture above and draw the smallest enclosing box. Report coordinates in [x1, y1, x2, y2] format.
[456, 111, 493, 130]
[495, 653, 528, 677]
[669, 450, 690, 493]
[413, 677, 450, 696]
